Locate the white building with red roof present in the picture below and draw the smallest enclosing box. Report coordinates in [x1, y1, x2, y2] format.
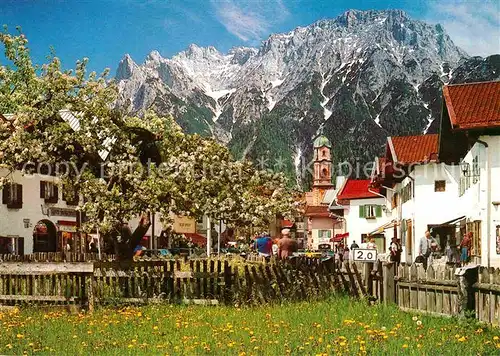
[438, 80, 500, 267]
[334, 179, 392, 254]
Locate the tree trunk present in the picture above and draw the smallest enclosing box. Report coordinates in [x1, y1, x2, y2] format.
[114, 214, 151, 260]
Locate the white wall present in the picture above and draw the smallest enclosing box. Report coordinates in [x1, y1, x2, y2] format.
[0, 169, 77, 254]
[411, 163, 460, 259]
[457, 136, 500, 267]
[343, 197, 392, 252]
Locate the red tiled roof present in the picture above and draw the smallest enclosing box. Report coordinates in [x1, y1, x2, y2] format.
[336, 179, 380, 200]
[443, 81, 500, 130]
[304, 205, 331, 217]
[389, 134, 439, 164]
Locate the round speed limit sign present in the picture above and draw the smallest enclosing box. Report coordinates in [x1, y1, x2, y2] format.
[352, 248, 377, 262]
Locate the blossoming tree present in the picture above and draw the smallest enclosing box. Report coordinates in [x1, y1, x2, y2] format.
[0, 29, 296, 259]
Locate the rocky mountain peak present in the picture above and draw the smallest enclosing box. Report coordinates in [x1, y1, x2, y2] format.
[115, 54, 137, 81]
[146, 50, 162, 63]
[114, 9, 497, 186]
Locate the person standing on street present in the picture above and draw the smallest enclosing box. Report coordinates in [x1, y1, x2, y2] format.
[277, 229, 298, 260]
[350, 240, 359, 249]
[419, 231, 432, 269]
[460, 232, 472, 265]
[390, 237, 402, 265]
[254, 232, 273, 259]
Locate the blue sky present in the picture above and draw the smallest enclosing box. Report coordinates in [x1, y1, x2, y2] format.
[1, 0, 499, 75]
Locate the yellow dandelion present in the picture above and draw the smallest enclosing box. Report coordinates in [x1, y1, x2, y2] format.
[458, 336, 466, 342]
[16, 334, 24, 339]
[402, 344, 408, 348]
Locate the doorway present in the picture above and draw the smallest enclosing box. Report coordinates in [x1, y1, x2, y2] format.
[33, 220, 57, 252]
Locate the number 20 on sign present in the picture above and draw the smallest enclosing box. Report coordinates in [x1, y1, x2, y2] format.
[353, 248, 377, 262]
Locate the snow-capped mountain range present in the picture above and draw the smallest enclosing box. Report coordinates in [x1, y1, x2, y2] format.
[115, 9, 500, 185]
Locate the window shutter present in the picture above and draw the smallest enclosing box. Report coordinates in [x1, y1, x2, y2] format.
[359, 205, 365, 218]
[53, 185, 59, 203]
[327, 230, 332, 239]
[376, 205, 382, 217]
[2, 184, 10, 204]
[16, 184, 23, 207]
[40, 181, 46, 198]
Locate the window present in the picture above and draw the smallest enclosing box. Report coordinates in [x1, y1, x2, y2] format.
[472, 156, 480, 184]
[391, 192, 399, 209]
[40, 181, 58, 203]
[400, 182, 412, 204]
[359, 205, 382, 219]
[1, 183, 23, 209]
[459, 162, 471, 197]
[434, 180, 446, 192]
[318, 230, 331, 242]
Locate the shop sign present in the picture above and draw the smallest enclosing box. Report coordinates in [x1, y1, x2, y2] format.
[58, 225, 77, 232]
[48, 208, 77, 217]
[172, 215, 196, 234]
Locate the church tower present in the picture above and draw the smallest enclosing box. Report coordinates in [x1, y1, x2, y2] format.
[313, 134, 333, 188]
[311, 134, 333, 206]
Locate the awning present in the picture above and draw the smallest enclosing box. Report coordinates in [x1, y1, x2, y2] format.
[184, 233, 207, 247]
[281, 219, 294, 228]
[436, 216, 466, 226]
[368, 220, 399, 236]
[330, 232, 349, 242]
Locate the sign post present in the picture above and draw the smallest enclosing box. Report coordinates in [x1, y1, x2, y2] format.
[352, 248, 377, 262]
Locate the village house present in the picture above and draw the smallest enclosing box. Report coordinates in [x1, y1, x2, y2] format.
[0, 111, 164, 255]
[438, 80, 500, 267]
[332, 178, 392, 253]
[369, 80, 499, 266]
[371, 134, 461, 263]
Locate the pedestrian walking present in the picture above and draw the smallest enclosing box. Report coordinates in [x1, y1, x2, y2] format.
[389, 237, 401, 265]
[277, 229, 297, 260]
[418, 231, 432, 269]
[254, 232, 273, 258]
[343, 246, 350, 262]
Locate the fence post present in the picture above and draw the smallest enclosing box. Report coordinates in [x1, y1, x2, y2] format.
[87, 268, 95, 313]
[364, 262, 373, 296]
[455, 265, 479, 318]
[382, 262, 395, 305]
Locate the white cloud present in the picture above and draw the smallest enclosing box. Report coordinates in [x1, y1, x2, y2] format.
[210, 0, 289, 42]
[426, 0, 500, 57]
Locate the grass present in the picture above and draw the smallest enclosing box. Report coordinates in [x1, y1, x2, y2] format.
[0, 297, 499, 355]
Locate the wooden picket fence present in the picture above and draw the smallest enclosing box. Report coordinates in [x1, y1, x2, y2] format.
[395, 263, 459, 317]
[0, 257, 383, 309]
[0, 252, 114, 262]
[2, 255, 500, 327]
[474, 267, 500, 325]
